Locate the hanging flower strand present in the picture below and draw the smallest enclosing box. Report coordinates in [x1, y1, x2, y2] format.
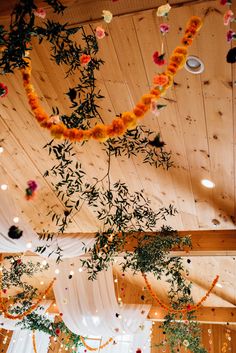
[142, 273, 219, 314]
[21, 16, 203, 143]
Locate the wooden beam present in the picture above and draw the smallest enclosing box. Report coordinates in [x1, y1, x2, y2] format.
[148, 306, 236, 324]
[47, 229, 236, 256]
[47, 303, 236, 324]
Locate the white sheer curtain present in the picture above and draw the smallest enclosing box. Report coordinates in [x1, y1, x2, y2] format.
[77, 321, 152, 353]
[6, 329, 50, 353]
[0, 189, 95, 257]
[54, 259, 151, 337]
[0, 301, 52, 353]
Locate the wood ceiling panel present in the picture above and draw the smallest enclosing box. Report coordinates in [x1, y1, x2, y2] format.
[194, 3, 235, 228]
[0, 0, 235, 234]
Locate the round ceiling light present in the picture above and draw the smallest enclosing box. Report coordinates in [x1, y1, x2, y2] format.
[201, 179, 215, 189]
[184, 55, 204, 74]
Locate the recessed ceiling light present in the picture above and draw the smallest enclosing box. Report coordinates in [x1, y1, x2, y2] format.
[216, 283, 223, 288]
[1, 184, 8, 190]
[201, 179, 215, 188]
[0, 147, 4, 154]
[185, 55, 204, 74]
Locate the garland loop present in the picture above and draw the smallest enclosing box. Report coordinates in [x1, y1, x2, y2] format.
[80, 336, 113, 351]
[0, 278, 55, 320]
[142, 273, 219, 314]
[21, 16, 202, 143]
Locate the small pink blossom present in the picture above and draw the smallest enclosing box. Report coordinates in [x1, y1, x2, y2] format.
[160, 23, 170, 34]
[33, 8, 46, 19]
[227, 29, 236, 42]
[96, 26, 106, 39]
[223, 9, 234, 25]
[27, 180, 38, 192]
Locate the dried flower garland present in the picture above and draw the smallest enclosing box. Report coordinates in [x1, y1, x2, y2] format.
[0, 278, 55, 320]
[142, 273, 219, 314]
[80, 336, 113, 351]
[21, 16, 202, 143]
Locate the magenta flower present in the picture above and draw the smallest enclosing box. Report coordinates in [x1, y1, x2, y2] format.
[153, 51, 166, 65]
[160, 23, 170, 34]
[0, 83, 8, 98]
[27, 180, 38, 192]
[227, 29, 236, 42]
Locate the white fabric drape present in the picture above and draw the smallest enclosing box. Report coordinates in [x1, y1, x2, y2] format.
[6, 329, 50, 353]
[54, 259, 151, 337]
[0, 301, 52, 353]
[77, 321, 152, 353]
[0, 189, 95, 258]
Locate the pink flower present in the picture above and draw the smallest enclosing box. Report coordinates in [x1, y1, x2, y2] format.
[160, 23, 170, 34]
[153, 51, 166, 66]
[0, 83, 8, 98]
[96, 26, 106, 39]
[33, 8, 46, 19]
[223, 10, 234, 25]
[80, 54, 91, 66]
[27, 180, 38, 192]
[227, 29, 236, 42]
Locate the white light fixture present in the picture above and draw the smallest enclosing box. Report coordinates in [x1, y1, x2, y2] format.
[40, 281, 44, 285]
[1, 184, 8, 190]
[13, 217, 19, 223]
[26, 242, 32, 249]
[42, 260, 47, 266]
[69, 270, 74, 276]
[78, 267, 83, 272]
[0, 146, 4, 154]
[216, 283, 223, 288]
[55, 268, 60, 275]
[201, 179, 215, 188]
[185, 55, 204, 74]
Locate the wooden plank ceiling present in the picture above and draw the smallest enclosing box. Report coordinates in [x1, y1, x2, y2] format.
[0, 0, 234, 234]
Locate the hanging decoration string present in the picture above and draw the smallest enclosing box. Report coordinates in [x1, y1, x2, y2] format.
[80, 336, 113, 351]
[32, 330, 38, 353]
[21, 16, 203, 143]
[0, 278, 55, 320]
[142, 273, 219, 313]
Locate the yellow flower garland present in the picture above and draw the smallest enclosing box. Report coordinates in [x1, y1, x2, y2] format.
[80, 336, 113, 351]
[142, 273, 219, 314]
[21, 16, 203, 143]
[0, 278, 55, 320]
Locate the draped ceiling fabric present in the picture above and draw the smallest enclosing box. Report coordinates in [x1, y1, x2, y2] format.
[0, 189, 95, 258]
[77, 321, 152, 353]
[0, 302, 52, 353]
[54, 260, 151, 338]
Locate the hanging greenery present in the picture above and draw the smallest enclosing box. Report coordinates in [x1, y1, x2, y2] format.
[0, 256, 49, 317]
[20, 312, 82, 351]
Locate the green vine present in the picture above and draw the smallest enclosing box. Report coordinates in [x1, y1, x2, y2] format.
[20, 312, 82, 351]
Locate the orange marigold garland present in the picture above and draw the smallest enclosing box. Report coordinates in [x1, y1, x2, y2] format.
[32, 331, 38, 353]
[0, 278, 55, 320]
[80, 336, 113, 351]
[142, 273, 219, 314]
[21, 16, 203, 143]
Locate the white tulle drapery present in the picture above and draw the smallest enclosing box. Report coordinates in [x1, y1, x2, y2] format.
[6, 329, 50, 353]
[0, 189, 95, 258]
[0, 301, 52, 353]
[77, 321, 152, 353]
[54, 259, 151, 339]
